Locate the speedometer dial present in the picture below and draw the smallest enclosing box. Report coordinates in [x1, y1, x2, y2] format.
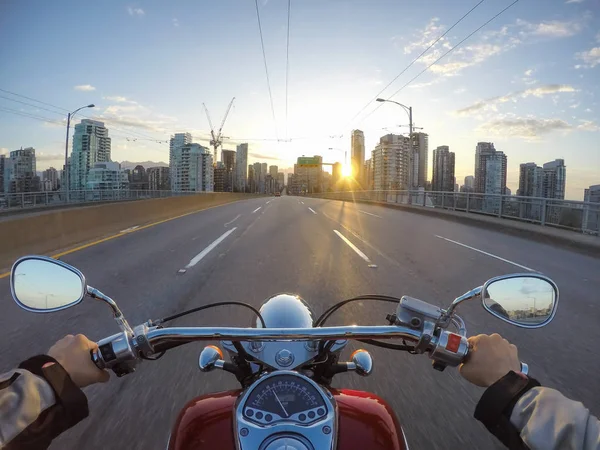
[243, 374, 326, 424]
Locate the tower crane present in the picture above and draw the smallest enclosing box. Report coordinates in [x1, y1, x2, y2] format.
[203, 97, 235, 164]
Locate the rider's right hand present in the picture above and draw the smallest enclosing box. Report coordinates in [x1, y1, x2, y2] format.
[459, 333, 521, 387]
[47, 334, 110, 387]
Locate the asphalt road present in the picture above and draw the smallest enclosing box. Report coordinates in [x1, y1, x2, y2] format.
[1, 194, 599, 449]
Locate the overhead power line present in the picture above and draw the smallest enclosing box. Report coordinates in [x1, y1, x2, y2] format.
[0, 88, 168, 143]
[0, 106, 64, 126]
[285, 0, 292, 140]
[358, 0, 519, 126]
[348, 0, 487, 126]
[254, 0, 279, 141]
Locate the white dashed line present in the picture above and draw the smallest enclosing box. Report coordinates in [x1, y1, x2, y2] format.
[185, 228, 237, 269]
[334, 230, 377, 268]
[301, 201, 304, 204]
[359, 210, 382, 218]
[434, 235, 536, 272]
[224, 214, 241, 227]
[252, 207, 262, 214]
[308, 207, 317, 214]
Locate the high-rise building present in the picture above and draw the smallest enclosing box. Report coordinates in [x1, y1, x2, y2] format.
[518, 163, 543, 197]
[474, 142, 507, 195]
[364, 158, 373, 190]
[252, 162, 264, 193]
[332, 162, 342, 187]
[248, 165, 256, 193]
[0, 155, 6, 193]
[43, 167, 59, 191]
[236, 143, 248, 192]
[372, 134, 410, 190]
[583, 184, 600, 234]
[86, 162, 129, 190]
[169, 133, 193, 190]
[221, 150, 236, 192]
[432, 146, 455, 192]
[269, 165, 278, 179]
[9, 147, 39, 193]
[214, 162, 226, 192]
[130, 165, 148, 190]
[70, 120, 111, 191]
[465, 175, 475, 191]
[147, 167, 170, 190]
[277, 172, 285, 191]
[351, 130, 365, 184]
[171, 143, 213, 192]
[483, 153, 506, 213]
[294, 156, 323, 193]
[411, 132, 429, 188]
[542, 159, 566, 200]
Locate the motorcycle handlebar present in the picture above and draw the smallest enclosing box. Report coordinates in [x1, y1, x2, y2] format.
[90, 324, 528, 376]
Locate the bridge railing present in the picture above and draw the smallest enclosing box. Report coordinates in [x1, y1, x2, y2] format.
[0, 190, 215, 212]
[310, 190, 600, 236]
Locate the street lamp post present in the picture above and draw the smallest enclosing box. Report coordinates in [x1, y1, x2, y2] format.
[376, 98, 414, 191]
[64, 104, 95, 202]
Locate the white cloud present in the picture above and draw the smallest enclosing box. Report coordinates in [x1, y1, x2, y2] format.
[575, 47, 600, 68]
[0, 147, 8, 156]
[524, 69, 533, 77]
[127, 7, 145, 16]
[455, 84, 578, 116]
[578, 120, 598, 131]
[401, 18, 445, 55]
[570, 102, 581, 109]
[565, 0, 585, 3]
[103, 96, 139, 105]
[74, 84, 96, 91]
[516, 18, 582, 38]
[585, 108, 593, 112]
[453, 87, 466, 94]
[476, 116, 598, 139]
[172, 18, 179, 27]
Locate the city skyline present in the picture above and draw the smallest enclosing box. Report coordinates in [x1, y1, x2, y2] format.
[1, 1, 598, 200]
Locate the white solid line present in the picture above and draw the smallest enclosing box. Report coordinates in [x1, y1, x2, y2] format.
[308, 207, 317, 214]
[185, 228, 237, 269]
[252, 207, 262, 213]
[224, 214, 241, 227]
[333, 230, 376, 266]
[266, 200, 272, 204]
[301, 201, 304, 204]
[434, 235, 536, 272]
[119, 226, 139, 233]
[359, 210, 382, 218]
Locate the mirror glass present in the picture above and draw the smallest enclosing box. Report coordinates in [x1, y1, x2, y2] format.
[12, 258, 85, 311]
[483, 276, 557, 327]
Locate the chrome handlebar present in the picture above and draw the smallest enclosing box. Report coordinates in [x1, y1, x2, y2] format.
[91, 323, 471, 374]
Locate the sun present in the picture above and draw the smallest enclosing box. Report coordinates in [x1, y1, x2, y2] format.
[342, 164, 352, 177]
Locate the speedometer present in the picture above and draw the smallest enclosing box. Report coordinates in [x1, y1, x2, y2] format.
[243, 374, 327, 424]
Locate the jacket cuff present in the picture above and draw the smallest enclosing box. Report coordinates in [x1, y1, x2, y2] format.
[474, 371, 540, 449]
[19, 355, 89, 426]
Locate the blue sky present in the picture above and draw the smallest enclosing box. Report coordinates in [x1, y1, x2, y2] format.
[0, 0, 598, 200]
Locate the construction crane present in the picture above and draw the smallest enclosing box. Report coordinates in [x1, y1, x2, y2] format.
[203, 97, 235, 164]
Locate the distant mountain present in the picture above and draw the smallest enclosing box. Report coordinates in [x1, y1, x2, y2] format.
[119, 160, 168, 170]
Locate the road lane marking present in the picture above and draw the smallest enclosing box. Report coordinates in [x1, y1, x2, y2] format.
[224, 214, 241, 227]
[308, 207, 317, 214]
[120, 226, 139, 233]
[359, 210, 382, 218]
[185, 228, 237, 269]
[301, 201, 304, 204]
[0, 199, 252, 279]
[252, 207, 262, 213]
[266, 200, 272, 204]
[434, 235, 536, 272]
[333, 230, 377, 268]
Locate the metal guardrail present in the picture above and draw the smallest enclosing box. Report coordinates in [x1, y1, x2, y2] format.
[311, 190, 600, 236]
[0, 190, 216, 212]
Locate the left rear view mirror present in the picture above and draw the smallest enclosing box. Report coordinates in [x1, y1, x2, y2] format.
[11, 256, 86, 312]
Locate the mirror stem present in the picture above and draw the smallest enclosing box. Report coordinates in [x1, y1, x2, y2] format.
[87, 286, 134, 335]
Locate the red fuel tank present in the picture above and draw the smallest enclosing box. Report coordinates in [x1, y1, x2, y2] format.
[168, 388, 406, 450]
